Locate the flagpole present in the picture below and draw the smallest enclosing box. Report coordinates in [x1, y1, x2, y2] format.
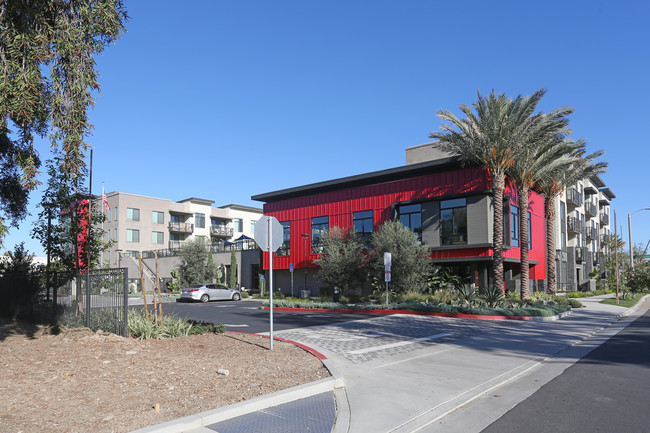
[101, 181, 105, 265]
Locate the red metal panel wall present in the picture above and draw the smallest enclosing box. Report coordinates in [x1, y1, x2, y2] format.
[261, 166, 546, 282]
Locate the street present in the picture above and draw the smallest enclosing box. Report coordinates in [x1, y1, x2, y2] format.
[481, 304, 650, 433]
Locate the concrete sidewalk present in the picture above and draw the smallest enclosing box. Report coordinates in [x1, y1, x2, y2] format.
[133, 294, 649, 433]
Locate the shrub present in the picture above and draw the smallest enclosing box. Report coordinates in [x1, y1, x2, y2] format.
[127, 310, 225, 339]
[481, 285, 504, 308]
[241, 291, 249, 299]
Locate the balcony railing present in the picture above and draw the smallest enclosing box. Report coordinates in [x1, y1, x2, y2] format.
[210, 226, 234, 238]
[566, 188, 583, 207]
[567, 216, 583, 235]
[575, 247, 584, 263]
[168, 222, 194, 233]
[585, 226, 599, 240]
[600, 213, 610, 225]
[168, 240, 188, 250]
[585, 202, 598, 218]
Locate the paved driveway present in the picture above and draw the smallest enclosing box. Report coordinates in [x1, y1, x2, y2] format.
[276, 314, 517, 364]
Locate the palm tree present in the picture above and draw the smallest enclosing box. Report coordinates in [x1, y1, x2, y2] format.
[535, 144, 606, 294]
[506, 93, 578, 299]
[430, 89, 546, 290]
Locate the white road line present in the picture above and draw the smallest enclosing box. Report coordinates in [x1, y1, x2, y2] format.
[346, 333, 451, 355]
[223, 324, 250, 327]
[304, 315, 331, 318]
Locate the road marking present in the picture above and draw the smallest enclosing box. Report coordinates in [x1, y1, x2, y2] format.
[346, 333, 451, 355]
[223, 324, 250, 327]
[240, 307, 261, 310]
[304, 315, 331, 318]
[213, 305, 236, 308]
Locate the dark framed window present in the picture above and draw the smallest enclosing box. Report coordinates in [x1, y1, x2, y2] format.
[152, 231, 164, 244]
[527, 211, 532, 249]
[126, 207, 140, 221]
[233, 218, 243, 232]
[440, 198, 467, 245]
[503, 201, 511, 247]
[195, 213, 205, 229]
[171, 214, 182, 223]
[560, 202, 566, 251]
[398, 204, 422, 241]
[511, 205, 520, 248]
[277, 221, 291, 256]
[353, 210, 373, 245]
[311, 216, 329, 254]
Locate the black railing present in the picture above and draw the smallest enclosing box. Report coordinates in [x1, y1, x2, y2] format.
[575, 247, 584, 262]
[585, 226, 598, 240]
[600, 213, 610, 225]
[585, 202, 598, 217]
[567, 216, 583, 235]
[168, 222, 194, 233]
[566, 188, 583, 207]
[210, 227, 234, 237]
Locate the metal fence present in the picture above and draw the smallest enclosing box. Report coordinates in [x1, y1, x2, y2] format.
[55, 268, 129, 336]
[0, 268, 129, 337]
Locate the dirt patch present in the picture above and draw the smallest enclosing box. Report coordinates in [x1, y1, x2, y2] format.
[0, 319, 330, 433]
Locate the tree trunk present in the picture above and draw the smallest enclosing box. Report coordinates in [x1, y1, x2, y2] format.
[519, 187, 530, 300]
[545, 199, 557, 294]
[492, 174, 505, 292]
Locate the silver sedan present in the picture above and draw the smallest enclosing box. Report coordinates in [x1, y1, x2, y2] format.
[179, 283, 241, 303]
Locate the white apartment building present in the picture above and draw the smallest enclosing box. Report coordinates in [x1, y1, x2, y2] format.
[100, 192, 262, 266]
[554, 175, 615, 291]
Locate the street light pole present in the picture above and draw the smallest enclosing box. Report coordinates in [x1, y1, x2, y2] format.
[628, 207, 650, 270]
[301, 233, 309, 294]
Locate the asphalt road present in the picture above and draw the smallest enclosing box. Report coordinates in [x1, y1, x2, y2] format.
[481, 305, 650, 433]
[136, 299, 385, 334]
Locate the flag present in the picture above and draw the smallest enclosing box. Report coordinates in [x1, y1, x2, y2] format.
[102, 183, 110, 213]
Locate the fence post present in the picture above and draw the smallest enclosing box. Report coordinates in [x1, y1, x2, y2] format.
[123, 267, 129, 337]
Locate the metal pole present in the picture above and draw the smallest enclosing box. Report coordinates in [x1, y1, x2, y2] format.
[628, 213, 633, 270]
[86, 149, 93, 328]
[615, 211, 619, 305]
[302, 234, 308, 293]
[268, 217, 274, 350]
[291, 265, 294, 298]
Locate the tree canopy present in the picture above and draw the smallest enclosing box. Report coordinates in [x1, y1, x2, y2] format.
[0, 0, 127, 246]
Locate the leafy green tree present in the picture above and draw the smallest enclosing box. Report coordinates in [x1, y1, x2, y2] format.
[229, 249, 237, 289]
[0, 0, 127, 246]
[178, 239, 210, 288]
[0, 242, 43, 317]
[314, 227, 367, 295]
[206, 251, 217, 282]
[431, 90, 539, 289]
[370, 221, 431, 294]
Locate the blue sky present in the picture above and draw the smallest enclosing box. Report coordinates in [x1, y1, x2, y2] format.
[6, 0, 650, 257]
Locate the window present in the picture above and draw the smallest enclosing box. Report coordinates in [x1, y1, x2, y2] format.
[126, 250, 139, 258]
[511, 206, 520, 248]
[107, 229, 111, 242]
[353, 210, 373, 245]
[126, 229, 139, 242]
[503, 201, 510, 247]
[250, 220, 256, 234]
[311, 216, 329, 254]
[152, 211, 164, 224]
[171, 214, 182, 223]
[127, 207, 140, 221]
[528, 212, 533, 250]
[152, 231, 164, 244]
[277, 221, 291, 256]
[440, 199, 467, 245]
[398, 204, 422, 241]
[107, 250, 110, 264]
[114, 206, 117, 220]
[560, 202, 566, 251]
[107, 208, 111, 221]
[114, 228, 117, 241]
[195, 213, 205, 228]
[233, 218, 243, 232]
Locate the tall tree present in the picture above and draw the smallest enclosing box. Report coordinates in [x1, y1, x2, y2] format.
[430, 90, 542, 289]
[178, 239, 209, 288]
[0, 0, 127, 246]
[505, 91, 579, 298]
[536, 144, 606, 294]
[314, 226, 367, 295]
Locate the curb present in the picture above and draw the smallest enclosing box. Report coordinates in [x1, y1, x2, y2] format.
[130, 333, 346, 433]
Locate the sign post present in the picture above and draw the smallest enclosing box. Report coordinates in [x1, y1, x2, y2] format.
[254, 216, 283, 350]
[384, 252, 392, 305]
[290, 263, 294, 298]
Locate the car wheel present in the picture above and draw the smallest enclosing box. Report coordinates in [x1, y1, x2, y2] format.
[232, 293, 241, 301]
[200, 294, 209, 303]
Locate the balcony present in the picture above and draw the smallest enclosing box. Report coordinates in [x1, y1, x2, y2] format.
[168, 222, 194, 233]
[600, 213, 610, 225]
[585, 226, 598, 240]
[585, 202, 598, 218]
[210, 226, 234, 238]
[566, 188, 583, 207]
[575, 247, 584, 263]
[168, 240, 187, 250]
[567, 216, 583, 235]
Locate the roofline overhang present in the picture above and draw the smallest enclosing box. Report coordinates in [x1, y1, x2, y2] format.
[252, 156, 466, 203]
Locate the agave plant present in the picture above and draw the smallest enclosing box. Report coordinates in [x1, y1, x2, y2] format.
[481, 285, 505, 308]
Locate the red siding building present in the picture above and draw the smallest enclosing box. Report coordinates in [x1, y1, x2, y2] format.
[252, 153, 546, 296]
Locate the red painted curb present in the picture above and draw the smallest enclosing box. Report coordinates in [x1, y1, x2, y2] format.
[227, 331, 328, 359]
[262, 306, 533, 321]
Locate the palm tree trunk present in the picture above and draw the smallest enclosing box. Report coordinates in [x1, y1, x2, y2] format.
[545, 199, 557, 294]
[519, 187, 530, 299]
[492, 173, 505, 292]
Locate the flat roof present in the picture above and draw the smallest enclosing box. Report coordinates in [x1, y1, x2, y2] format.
[252, 156, 465, 202]
[599, 188, 616, 200]
[219, 204, 263, 213]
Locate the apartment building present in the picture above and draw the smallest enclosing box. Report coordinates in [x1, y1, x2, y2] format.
[554, 176, 615, 291]
[101, 192, 262, 267]
[252, 144, 548, 296]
